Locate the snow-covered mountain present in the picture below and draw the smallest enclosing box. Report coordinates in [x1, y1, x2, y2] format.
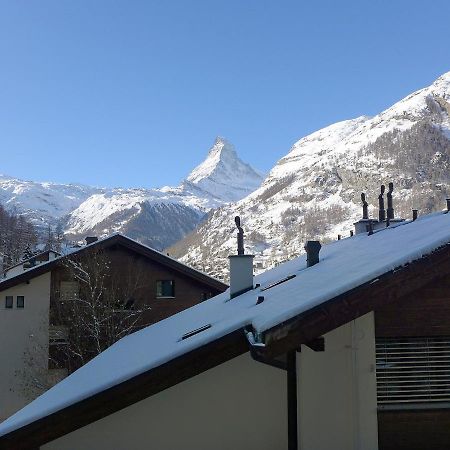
[184, 137, 264, 202]
[0, 175, 100, 225]
[170, 71, 450, 280]
[0, 139, 264, 250]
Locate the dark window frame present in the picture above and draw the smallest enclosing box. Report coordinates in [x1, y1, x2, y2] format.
[5, 296, 13, 309]
[156, 280, 175, 298]
[16, 296, 25, 309]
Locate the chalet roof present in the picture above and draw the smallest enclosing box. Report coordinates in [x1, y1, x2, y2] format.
[2, 211, 450, 448]
[2, 250, 60, 275]
[0, 233, 226, 292]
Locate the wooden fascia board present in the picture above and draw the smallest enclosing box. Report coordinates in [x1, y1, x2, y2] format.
[256, 243, 450, 359]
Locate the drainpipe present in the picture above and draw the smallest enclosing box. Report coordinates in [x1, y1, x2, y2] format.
[287, 351, 298, 450]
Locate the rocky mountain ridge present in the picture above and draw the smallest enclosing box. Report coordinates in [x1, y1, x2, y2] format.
[169, 72, 450, 281]
[0, 138, 264, 250]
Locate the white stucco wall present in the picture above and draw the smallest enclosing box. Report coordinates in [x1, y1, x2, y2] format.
[0, 273, 51, 422]
[298, 312, 378, 450]
[44, 352, 288, 450]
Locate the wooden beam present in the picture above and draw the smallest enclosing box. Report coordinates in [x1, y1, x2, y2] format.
[304, 337, 325, 352]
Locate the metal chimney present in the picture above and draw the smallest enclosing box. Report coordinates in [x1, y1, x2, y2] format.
[228, 216, 254, 299]
[386, 182, 394, 220]
[378, 185, 386, 221]
[361, 193, 369, 220]
[305, 241, 321, 267]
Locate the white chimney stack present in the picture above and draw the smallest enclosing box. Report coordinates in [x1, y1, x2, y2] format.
[229, 216, 254, 299]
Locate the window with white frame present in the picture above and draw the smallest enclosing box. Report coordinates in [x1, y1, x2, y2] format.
[376, 336, 450, 408]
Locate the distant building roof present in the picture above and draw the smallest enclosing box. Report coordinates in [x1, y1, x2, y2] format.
[0, 233, 227, 293]
[2, 211, 450, 448]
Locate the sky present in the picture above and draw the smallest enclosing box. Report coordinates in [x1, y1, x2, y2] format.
[1, 0, 450, 189]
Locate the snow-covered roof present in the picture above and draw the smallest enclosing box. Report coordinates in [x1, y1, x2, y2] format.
[2, 210, 450, 438]
[0, 233, 226, 290]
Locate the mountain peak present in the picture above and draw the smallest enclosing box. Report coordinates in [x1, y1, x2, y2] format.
[185, 138, 264, 202]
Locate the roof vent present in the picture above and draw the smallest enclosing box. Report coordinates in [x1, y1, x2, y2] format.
[412, 209, 418, 221]
[305, 241, 321, 267]
[386, 182, 394, 220]
[85, 236, 98, 245]
[378, 185, 386, 221]
[361, 192, 369, 220]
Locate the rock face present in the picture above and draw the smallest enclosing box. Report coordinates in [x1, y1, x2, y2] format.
[185, 137, 265, 202]
[170, 72, 450, 281]
[0, 139, 264, 250]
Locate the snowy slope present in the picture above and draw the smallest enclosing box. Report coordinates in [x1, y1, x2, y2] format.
[0, 175, 100, 225]
[2, 210, 450, 438]
[171, 71, 450, 280]
[185, 137, 264, 202]
[0, 138, 263, 250]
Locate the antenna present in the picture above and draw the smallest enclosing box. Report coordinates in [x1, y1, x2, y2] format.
[235, 216, 244, 255]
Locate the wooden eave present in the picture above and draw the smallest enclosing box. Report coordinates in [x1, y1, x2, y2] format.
[2, 243, 450, 449]
[0, 235, 227, 293]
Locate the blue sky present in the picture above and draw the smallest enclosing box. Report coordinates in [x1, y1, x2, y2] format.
[1, 0, 449, 188]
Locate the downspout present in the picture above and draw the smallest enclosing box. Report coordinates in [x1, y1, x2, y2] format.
[246, 330, 299, 450]
[287, 351, 298, 450]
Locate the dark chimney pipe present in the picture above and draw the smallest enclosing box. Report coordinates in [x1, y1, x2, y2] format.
[378, 185, 386, 221]
[386, 182, 394, 220]
[361, 193, 368, 220]
[350, 230, 354, 237]
[412, 209, 418, 221]
[337, 234, 341, 240]
[235, 216, 244, 255]
[305, 241, 321, 267]
[446, 199, 450, 212]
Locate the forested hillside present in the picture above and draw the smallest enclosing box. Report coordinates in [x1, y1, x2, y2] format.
[0, 205, 38, 271]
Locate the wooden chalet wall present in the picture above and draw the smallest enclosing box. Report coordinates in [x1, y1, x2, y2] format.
[375, 275, 450, 450]
[49, 243, 225, 372]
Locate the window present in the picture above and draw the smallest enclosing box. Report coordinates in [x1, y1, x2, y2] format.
[49, 326, 69, 345]
[156, 280, 175, 298]
[376, 336, 450, 408]
[60, 281, 80, 301]
[5, 296, 13, 309]
[16, 296, 24, 308]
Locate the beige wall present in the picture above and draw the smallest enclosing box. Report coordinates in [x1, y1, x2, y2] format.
[298, 312, 378, 450]
[42, 314, 378, 450]
[45, 352, 288, 450]
[0, 273, 51, 422]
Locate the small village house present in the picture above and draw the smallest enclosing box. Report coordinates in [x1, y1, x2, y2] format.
[0, 234, 226, 423]
[1, 189, 450, 450]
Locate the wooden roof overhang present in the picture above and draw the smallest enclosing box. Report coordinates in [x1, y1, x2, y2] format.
[2, 243, 450, 450]
[0, 234, 227, 293]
